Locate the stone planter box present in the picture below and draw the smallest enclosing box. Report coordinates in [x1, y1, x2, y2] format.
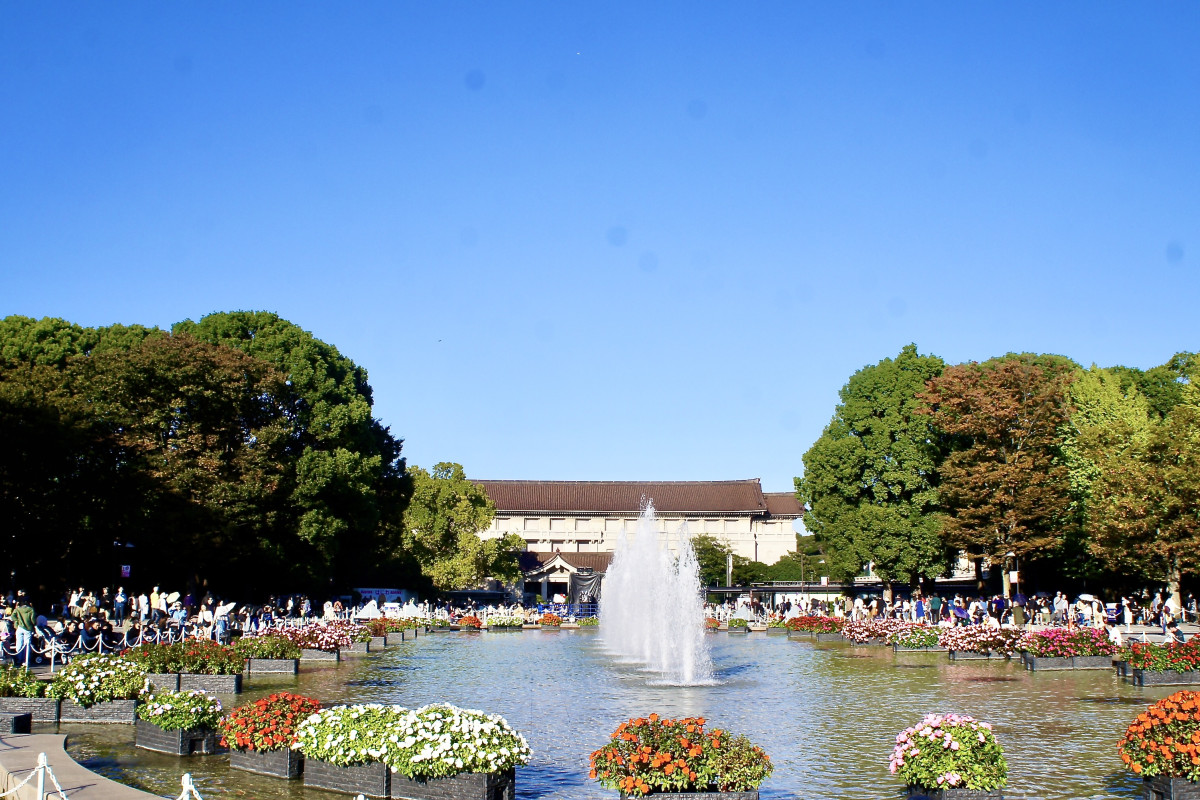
[948, 651, 1003, 661]
[0, 697, 60, 724]
[301, 648, 340, 662]
[230, 747, 304, 779]
[485, 626, 523, 632]
[621, 791, 757, 800]
[343, 641, 371, 655]
[1143, 774, 1200, 800]
[561, 623, 580, 629]
[429, 626, 452, 633]
[147, 673, 180, 691]
[180, 673, 243, 694]
[60, 698, 137, 724]
[1130, 669, 1200, 687]
[726, 627, 750, 634]
[894, 645, 948, 652]
[135, 720, 217, 755]
[816, 633, 846, 642]
[385, 632, 407, 645]
[248, 658, 299, 674]
[391, 767, 516, 800]
[766, 627, 788, 635]
[1115, 660, 1130, 677]
[0, 711, 31, 734]
[786, 630, 812, 639]
[1073, 655, 1116, 669]
[370, 636, 387, 649]
[908, 788, 1002, 800]
[1023, 655, 1073, 671]
[520, 624, 540, 630]
[303, 758, 390, 797]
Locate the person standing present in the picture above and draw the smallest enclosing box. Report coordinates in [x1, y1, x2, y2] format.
[113, 587, 127, 625]
[149, 587, 161, 623]
[12, 597, 35, 660]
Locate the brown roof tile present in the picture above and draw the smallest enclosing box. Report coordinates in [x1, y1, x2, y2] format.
[521, 551, 615, 574]
[763, 492, 804, 517]
[477, 480, 768, 514]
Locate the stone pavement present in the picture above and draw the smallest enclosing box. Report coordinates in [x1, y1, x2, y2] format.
[0, 734, 157, 800]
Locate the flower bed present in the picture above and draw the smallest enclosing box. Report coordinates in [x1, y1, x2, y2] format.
[293, 702, 531, 782]
[843, 618, 911, 644]
[890, 714, 1006, 793]
[938, 627, 1022, 657]
[267, 622, 359, 651]
[1118, 690, 1200, 782]
[0, 666, 47, 698]
[578, 616, 600, 627]
[1126, 640, 1200, 673]
[590, 714, 771, 796]
[889, 627, 941, 650]
[48, 654, 148, 708]
[784, 616, 843, 634]
[705, 618, 721, 630]
[221, 692, 320, 753]
[1019, 627, 1117, 658]
[137, 689, 223, 730]
[234, 635, 302, 660]
[122, 640, 244, 675]
[459, 615, 483, 630]
[486, 616, 525, 629]
[727, 618, 749, 630]
[540, 613, 563, 627]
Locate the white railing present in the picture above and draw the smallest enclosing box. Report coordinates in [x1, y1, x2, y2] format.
[0, 752, 70, 800]
[176, 773, 204, 800]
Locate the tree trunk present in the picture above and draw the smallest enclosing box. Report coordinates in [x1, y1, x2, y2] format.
[883, 583, 894, 604]
[973, 558, 985, 594]
[1168, 552, 1183, 611]
[1001, 564, 1012, 600]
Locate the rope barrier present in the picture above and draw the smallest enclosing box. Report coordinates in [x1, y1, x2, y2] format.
[0, 753, 71, 800]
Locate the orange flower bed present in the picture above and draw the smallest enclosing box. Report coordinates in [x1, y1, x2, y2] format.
[1118, 690, 1200, 781]
[590, 714, 771, 795]
[540, 613, 562, 626]
[458, 615, 483, 629]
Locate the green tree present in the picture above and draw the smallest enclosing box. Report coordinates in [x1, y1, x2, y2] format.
[796, 345, 949, 596]
[690, 534, 739, 587]
[174, 312, 409, 588]
[1089, 389, 1200, 607]
[919, 354, 1075, 597]
[402, 463, 523, 589]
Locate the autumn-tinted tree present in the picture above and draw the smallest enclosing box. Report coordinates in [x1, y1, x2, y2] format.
[797, 345, 949, 595]
[402, 463, 524, 589]
[919, 355, 1074, 597]
[1089, 391, 1200, 607]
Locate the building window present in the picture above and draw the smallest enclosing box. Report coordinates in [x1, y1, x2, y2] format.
[575, 518, 591, 531]
[524, 518, 540, 531]
[550, 518, 566, 532]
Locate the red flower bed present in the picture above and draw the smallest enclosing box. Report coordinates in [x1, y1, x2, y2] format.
[1118, 690, 1200, 780]
[218, 692, 322, 752]
[784, 616, 843, 633]
[458, 615, 483, 629]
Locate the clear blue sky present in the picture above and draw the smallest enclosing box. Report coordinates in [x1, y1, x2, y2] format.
[2, 3, 1197, 492]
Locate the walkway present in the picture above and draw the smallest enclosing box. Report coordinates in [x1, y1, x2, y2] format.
[0, 734, 157, 800]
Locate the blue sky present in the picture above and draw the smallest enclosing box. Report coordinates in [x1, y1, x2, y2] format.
[2, 3, 1197, 492]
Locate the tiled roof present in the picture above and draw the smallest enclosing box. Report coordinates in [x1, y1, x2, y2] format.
[763, 492, 804, 517]
[521, 551, 615, 574]
[476, 480, 769, 514]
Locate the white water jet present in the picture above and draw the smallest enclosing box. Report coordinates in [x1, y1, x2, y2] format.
[599, 501, 715, 685]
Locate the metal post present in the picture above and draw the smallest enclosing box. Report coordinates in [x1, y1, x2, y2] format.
[36, 752, 46, 800]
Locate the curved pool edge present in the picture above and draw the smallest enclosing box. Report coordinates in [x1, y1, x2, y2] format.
[0, 733, 159, 799]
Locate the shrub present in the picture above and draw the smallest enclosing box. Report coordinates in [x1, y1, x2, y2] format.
[0, 666, 47, 698]
[137, 689, 223, 731]
[1118, 690, 1200, 780]
[591, 714, 771, 795]
[219, 691, 321, 751]
[48, 654, 148, 707]
[577, 616, 600, 627]
[890, 714, 1006, 791]
[727, 618, 749, 629]
[486, 616, 525, 628]
[233, 635, 302, 660]
[121, 642, 178, 674]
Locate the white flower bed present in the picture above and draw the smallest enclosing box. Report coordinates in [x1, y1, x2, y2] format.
[47, 654, 149, 707]
[293, 702, 532, 778]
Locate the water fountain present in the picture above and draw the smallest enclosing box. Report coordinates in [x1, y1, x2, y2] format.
[599, 500, 715, 685]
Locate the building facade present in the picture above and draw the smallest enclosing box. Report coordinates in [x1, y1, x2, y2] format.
[476, 479, 804, 565]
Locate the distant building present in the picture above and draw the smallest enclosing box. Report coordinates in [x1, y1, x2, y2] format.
[476, 479, 804, 565]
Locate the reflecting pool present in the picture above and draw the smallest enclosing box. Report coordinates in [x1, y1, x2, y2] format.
[57, 630, 1169, 799]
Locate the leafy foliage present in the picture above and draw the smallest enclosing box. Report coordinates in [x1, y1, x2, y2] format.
[48, 654, 148, 707]
[1118, 690, 1200, 780]
[0, 666, 47, 698]
[219, 692, 321, 751]
[233, 635, 302, 660]
[137, 689, 223, 731]
[890, 714, 1007, 791]
[798, 345, 949, 586]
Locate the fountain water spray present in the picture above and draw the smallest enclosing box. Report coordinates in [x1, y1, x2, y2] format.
[599, 501, 715, 685]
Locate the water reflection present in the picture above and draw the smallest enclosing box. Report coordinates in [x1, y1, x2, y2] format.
[57, 631, 1172, 799]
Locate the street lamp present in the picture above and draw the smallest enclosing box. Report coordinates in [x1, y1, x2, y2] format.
[1006, 551, 1019, 598]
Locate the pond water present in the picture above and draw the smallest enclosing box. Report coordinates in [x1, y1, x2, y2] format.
[54, 629, 1171, 799]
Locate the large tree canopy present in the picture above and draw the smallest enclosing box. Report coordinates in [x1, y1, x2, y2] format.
[797, 345, 949, 592]
[919, 354, 1075, 597]
[0, 313, 410, 598]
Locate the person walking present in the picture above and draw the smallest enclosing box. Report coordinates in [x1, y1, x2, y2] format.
[12, 597, 36, 661]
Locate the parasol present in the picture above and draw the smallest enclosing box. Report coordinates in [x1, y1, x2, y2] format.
[166, 592, 181, 604]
